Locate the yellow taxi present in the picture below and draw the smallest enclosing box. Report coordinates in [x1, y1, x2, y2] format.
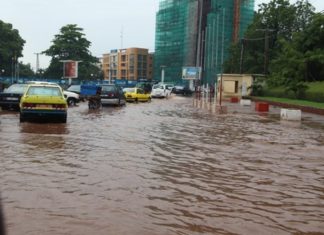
[123, 87, 151, 102]
[19, 83, 68, 123]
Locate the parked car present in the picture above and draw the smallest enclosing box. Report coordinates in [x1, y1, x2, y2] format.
[100, 84, 126, 106]
[151, 84, 172, 98]
[67, 84, 85, 101]
[63, 90, 80, 106]
[19, 83, 68, 123]
[123, 87, 151, 102]
[0, 83, 28, 110]
[66, 84, 81, 94]
[164, 83, 175, 93]
[173, 84, 193, 96]
[26, 81, 80, 106]
[136, 82, 153, 93]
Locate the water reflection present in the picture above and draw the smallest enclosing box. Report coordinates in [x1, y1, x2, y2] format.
[20, 122, 68, 135]
[1, 99, 324, 235]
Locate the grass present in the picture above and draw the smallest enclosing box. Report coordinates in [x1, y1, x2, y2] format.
[255, 96, 324, 109]
[262, 81, 324, 103]
[307, 81, 324, 92]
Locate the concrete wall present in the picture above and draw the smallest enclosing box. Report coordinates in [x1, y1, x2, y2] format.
[217, 74, 253, 98]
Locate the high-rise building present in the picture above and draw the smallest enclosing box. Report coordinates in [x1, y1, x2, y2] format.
[154, 0, 254, 85]
[102, 48, 154, 82]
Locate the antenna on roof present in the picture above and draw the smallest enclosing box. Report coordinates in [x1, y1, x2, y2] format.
[34, 52, 40, 73]
[120, 26, 124, 49]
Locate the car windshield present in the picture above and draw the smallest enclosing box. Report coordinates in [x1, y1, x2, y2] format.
[101, 85, 115, 92]
[153, 85, 164, 89]
[27, 86, 62, 96]
[125, 88, 135, 93]
[67, 85, 80, 92]
[5, 84, 27, 93]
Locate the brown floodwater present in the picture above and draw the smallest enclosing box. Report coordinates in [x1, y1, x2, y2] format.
[0, 96, 324, 235]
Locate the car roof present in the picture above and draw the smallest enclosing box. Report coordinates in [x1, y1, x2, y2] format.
[27, 83, 61, 88]
[27, 81, 58, 85]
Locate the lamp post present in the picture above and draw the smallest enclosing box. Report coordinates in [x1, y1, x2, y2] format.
[109, 63, 112, 84]
[160, 65, 166, 84]
[219, 7, 225, 107]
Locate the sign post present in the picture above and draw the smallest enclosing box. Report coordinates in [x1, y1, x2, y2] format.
[182, 67, 201, 91]
[60, 60, 81, 85]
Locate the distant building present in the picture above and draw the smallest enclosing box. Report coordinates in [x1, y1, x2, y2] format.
[154, 0, 254, 85]
[102, 48, 154, 82]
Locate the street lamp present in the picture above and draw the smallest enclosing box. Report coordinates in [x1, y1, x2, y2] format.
[0, 69, 4, 76]
[160, 65, 166, 84]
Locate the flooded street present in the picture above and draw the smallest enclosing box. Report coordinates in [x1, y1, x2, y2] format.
[1, 96, 324, 235]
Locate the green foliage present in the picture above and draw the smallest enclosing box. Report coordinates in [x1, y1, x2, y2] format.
[0, 20, 25, 76]
[284, 79, 308, 99]
[248, 76, 265, 96]
[18, 63, 35, 78]
[43, 24, 101, 80]
[225, 0, 319, 83]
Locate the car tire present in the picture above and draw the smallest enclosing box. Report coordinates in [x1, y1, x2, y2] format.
[60, 115, 67, 123]
[67, 98, 76, 106]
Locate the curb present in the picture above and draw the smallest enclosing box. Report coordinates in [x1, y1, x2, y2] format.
[250, 97, 324, 116]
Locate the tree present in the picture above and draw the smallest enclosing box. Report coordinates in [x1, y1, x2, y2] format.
[43, 24, 101, 80]
[270, 12, 324, 86]
[18, 62, 35, 78]
[224, 0, 316, 76]
[0, 20, 25, 77]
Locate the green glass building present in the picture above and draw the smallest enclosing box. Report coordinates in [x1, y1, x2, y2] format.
[154, 0, 254, 85]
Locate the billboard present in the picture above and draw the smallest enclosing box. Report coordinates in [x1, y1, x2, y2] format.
[63, 61, 78, 78]
[182, 67, 201, 80]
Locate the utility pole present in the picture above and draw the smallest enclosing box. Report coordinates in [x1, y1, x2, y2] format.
[34, 52, 40, 73]
[256, 29, 274, 75]
[196, 0, 203, 67]
[120, 26, 124, 49]
[239, 38, 245, 74]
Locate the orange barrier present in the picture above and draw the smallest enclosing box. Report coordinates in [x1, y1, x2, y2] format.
[230, 97, 239, 103]
[255, 102, 269, 112]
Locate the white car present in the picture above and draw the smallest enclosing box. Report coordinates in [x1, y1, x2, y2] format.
[63, 90, 80, 106]
[151, 84, 172, 98]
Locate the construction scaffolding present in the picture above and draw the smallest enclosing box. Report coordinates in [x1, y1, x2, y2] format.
[154, 0, 255, 85]
[154, 0, 198, 84]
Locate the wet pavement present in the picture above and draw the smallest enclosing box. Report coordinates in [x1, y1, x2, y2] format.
[0, 96, 324, 235]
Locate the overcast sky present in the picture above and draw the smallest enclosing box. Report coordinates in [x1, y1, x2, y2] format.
[1, 0, 323, 70]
